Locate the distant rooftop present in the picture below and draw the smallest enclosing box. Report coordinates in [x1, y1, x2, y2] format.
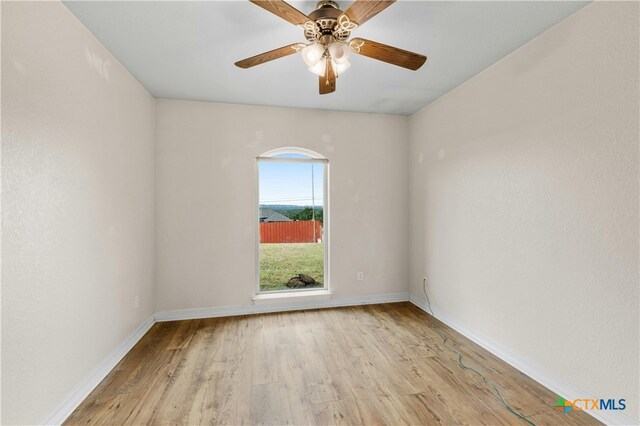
[259, 208, 291, 223]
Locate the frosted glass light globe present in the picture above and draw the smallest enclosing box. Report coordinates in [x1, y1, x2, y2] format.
[302, 43, 325, 67]
[308, 58, 327, 76]
[328, 42, 350, 65]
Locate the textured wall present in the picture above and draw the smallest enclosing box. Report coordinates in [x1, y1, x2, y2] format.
[409, 1, 639, 421]
[3, 0, 638, 423]
[1, 2, 155, 423]
[155, 99, 410, 311]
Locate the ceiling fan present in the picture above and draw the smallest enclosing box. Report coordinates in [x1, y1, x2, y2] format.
[235, 0, 427, 95]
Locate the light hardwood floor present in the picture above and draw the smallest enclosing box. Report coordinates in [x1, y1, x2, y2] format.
[65, 303, 599, 425]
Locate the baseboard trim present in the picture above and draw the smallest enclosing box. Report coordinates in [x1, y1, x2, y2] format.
[155, 292, 410, 322]
[409, 295, 638, 426]
[40, 314, 156, 425]
[44, 294, 634, 426]
[40, 292, 410, 424]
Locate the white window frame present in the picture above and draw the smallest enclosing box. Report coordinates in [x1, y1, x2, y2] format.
[255, 148, 329, 295]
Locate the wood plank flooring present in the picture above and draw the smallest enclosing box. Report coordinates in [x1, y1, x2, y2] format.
[65, 303, 599, 425]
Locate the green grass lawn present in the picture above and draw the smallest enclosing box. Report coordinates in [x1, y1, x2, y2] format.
[259, 243, 324, 291]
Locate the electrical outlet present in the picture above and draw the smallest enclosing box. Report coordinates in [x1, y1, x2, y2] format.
[357, 271, 364, 281]
[134, 295, 139, 309]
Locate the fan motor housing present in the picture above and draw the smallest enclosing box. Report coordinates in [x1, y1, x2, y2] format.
[309, 6, 342, 21]
[305, 1, 353, 42]
[314, 1, 340, 10]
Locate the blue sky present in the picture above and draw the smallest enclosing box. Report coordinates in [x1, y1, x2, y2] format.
[259, 160, 324, 207]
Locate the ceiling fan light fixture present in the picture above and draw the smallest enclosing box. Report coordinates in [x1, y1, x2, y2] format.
[302, 43, 325, 67]
[328, 41, 350, 65]
[308, 57, 327, 76]
[235, 0, 427, 95]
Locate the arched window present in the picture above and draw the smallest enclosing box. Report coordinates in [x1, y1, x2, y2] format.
[256, 148, 329, 294]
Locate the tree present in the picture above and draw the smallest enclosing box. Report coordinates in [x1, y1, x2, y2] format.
[292, 207, 323, 223]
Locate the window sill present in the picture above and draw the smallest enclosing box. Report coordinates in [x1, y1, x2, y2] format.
[252, 289, 332, 304]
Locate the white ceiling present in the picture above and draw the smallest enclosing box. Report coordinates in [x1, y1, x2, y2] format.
[64, 1, 589, 115]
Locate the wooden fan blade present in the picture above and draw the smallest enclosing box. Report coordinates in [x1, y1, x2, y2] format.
[345, 0, 395, 25]
[319, 60, 336, 95]
[235, 44, 299, 69]
[249, 0, 309, 26]
[351, 38, 426, 70]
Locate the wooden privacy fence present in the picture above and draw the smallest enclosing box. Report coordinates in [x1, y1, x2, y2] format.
[260, 220, 323, 243]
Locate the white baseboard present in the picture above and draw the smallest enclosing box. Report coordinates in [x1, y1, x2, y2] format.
[155, 292, 410, 322]
[47, 294, 634, 425]
[409, 295, 638, 426]
[40, 292, 409, 424]
[40, 314, 156, 425]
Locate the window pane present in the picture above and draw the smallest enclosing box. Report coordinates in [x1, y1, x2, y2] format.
[271, 153, 312, 159]
[258, 160, 325, 292]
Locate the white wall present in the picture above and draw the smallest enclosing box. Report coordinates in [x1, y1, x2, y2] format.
[155, 100, 409, 312]
[409, 1, 639, 422]
[1, 2, 155, 424]
[3, 0, 638, 423]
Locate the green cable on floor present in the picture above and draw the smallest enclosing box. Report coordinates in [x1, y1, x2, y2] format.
[422, 280, 536, 426]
